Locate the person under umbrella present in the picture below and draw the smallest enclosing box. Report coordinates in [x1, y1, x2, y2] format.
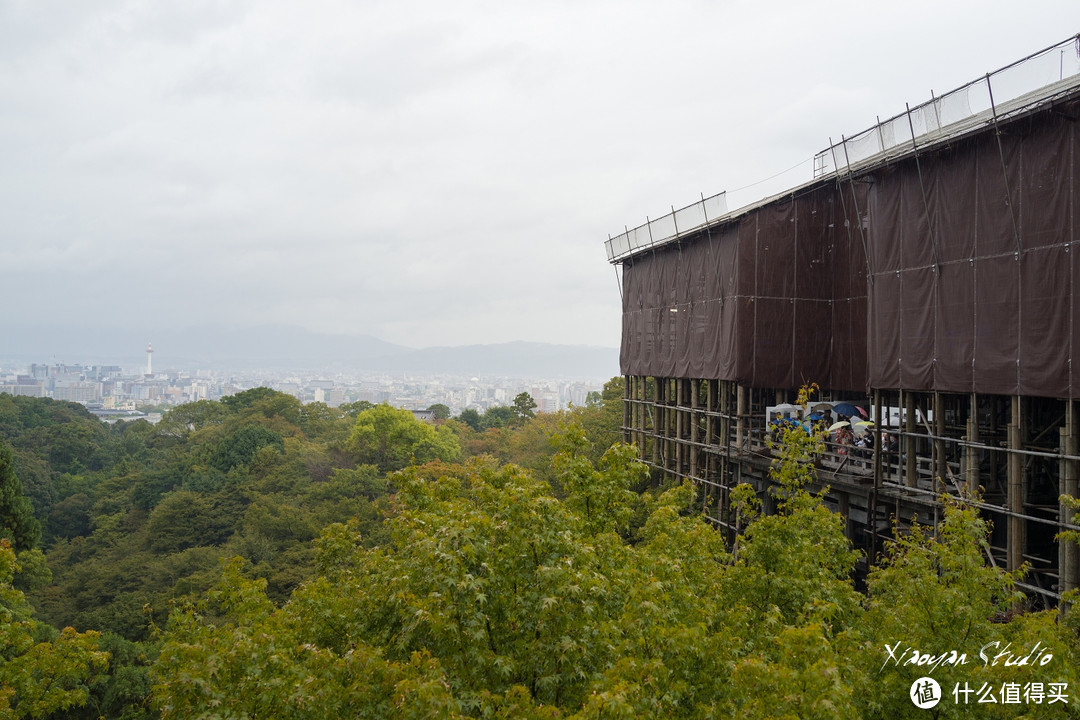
[832, 402, 859, 419]
[829, 420, 854, 454]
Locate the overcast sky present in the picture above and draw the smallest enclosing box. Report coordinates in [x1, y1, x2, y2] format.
[2, 1, 1076, 351]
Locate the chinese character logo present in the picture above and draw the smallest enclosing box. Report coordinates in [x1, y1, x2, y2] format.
[911, 677, 942, 709]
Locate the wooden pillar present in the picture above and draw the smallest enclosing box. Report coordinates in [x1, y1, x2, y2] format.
[736, 384, 747, 454]
[838, 491, 851, 541]
[662, 379, 671, 475]
[623, 375, 631, 444]
[720, 381, 731, 500]
[675, 379, 684, 477]
[934, 391, 946, 494]
[690, 379, 700, 480]
[965, 414, 980, 492]
[667, 379, 674, 475]
[652, 376, 662, 467]
[631, 376, 639, 454]
[635, 377, 644, 460]
[642, 377, 650, 461]
[706, 380, 716, 444]
[905, 391, 917, 490]
[667, 379, 676, 476]
[635, 378, 642, 458]
[965, 394, 979, 493]
[682, 379, 690, 476]
[1061, 401, 1078, 600]
[673, 379, 682, 474]
[871, 389, 882, 487]
[989, 397, 1000, 493]
[704, 379, 712, 481]
[871, 388, 882, 557]
[1007, 395, 1024, 573]
[720, 381, 731, 449]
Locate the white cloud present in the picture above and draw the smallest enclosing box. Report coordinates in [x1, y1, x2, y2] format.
[1, 0, 1076, 349]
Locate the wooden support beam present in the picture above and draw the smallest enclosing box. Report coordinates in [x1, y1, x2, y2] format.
[934, 391, 946, 496]
[642, 377, 649, 461]
[664, 379, 673, 476]
[966, 393, 979, 493]
[690, 379, 699, 480]
[1007, 396, 1023, 573]
[675, 379, 684, 477]
[1062, 401, 1078, 600]
[668, 379, 677, 477]
[989, 397, 1000, 494]
[838, 492, 851, 541]
[871, 388, 882, 558]
[705, 379, 716, 482]
[905, 391, 917, 490]
[652, 376, 661, 468]
[721, 381, 730, 448]
[737, 384, 747, 454]
[720, 381, 731, 498]
[633, 376, 640, 459]
[630, 379, 639, 459]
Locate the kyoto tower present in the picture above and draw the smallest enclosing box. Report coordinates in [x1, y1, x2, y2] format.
[146, 342, 153, 377]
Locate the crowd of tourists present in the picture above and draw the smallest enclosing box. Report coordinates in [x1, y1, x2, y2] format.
[768, 401, 899, 459]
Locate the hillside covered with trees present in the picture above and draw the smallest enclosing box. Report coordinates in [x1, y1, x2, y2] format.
[1, 384, 1079, 718]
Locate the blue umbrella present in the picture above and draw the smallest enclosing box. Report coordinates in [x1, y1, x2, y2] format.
[833, 402, 859, 418]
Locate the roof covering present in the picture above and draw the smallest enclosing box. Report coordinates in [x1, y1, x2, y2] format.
[607, 34, 1080, 266]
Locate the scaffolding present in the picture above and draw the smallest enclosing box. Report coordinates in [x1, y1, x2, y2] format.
[621, 377, 1080, 604]
[607, 34, 1080, 605]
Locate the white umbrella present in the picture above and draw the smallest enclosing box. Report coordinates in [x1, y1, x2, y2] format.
[828, 420, 850, 432]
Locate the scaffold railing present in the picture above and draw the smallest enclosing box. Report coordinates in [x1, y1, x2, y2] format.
[605, 192, 728, 263]
[817, 34, 1080, 177]
[606, 34, 1080, 265]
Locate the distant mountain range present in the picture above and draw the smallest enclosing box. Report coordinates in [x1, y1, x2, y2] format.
[0, 324, 619, 380]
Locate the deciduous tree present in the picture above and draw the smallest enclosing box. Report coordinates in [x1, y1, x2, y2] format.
[0, 442, 39, 553]
[512, 393, 537, 424]
[0, 539, 108, 718]
[427, 403, 451, 420]
[347, 404, 460, 472]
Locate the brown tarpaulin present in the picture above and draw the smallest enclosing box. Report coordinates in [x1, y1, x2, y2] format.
[866, 105, 1079, 397]
[619, 96, 1080, 399]
[620, 183, 868, 390]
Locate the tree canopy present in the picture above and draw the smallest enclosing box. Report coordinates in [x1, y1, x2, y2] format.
[149, 408, 1080, 718]
[347, 404, 460, 472]
[512, 392, 537, 423]
[1, 539, 108, 718]
[2, 383, 1078, 719]
[0, 442, 39, 553]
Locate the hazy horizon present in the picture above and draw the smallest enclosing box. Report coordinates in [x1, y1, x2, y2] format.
[0, 322, 620, 378]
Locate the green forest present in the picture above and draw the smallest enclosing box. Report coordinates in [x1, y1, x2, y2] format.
[2, 382, 1079, 718]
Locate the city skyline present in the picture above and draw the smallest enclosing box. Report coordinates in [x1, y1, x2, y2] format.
[0, 352, 607, 420]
